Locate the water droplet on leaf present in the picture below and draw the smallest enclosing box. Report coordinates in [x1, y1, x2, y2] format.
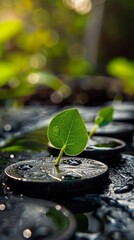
[52, 126, 60, 136]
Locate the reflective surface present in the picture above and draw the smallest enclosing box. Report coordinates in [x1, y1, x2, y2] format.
[0, 106, 134, 240]
[86, 122, 134, 141]
[0, 197, 76, 240]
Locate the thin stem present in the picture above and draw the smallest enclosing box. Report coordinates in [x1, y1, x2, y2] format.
[55, 144, 66, 166]
[55, 165, 61, 174]
[89, 124, 99, 138]
[55, 165, 62, 180]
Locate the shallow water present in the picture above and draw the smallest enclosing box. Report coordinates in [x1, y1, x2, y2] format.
[0, 106, 134, 240]
[88, 139, 121, 149]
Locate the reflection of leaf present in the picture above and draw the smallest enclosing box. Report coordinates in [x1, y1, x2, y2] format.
[1, 128, 46, 152]
[2, 140, 44, 152]
[46, 207, 69, 230]
[75, 213, 88, 232]
[0, 20, 23, 44]
[95, 106, 114, 128]
[48, 108, 88, 156]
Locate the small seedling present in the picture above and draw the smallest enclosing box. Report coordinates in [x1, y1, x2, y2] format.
[47, 108, 88, 166]
[89, 106, 114, 138]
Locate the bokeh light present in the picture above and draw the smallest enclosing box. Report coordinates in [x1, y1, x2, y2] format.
[63, 0, 92, 14]
[23, 229, 32, 239]
[0, 0, 133, 105]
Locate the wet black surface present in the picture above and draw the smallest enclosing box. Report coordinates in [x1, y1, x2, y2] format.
[85, 122, 134, 142]
[0, 106, 134, 240]
[0, 197, 76, 240]
[0, 106, 56, 147]
[64, 105, 134, 125]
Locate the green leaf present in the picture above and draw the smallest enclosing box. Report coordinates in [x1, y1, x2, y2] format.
[0, 20, 23, 44]
[95, 106, 114, 128]
[47, 108, 88, 157]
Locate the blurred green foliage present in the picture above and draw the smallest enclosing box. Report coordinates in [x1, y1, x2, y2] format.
[107, 57, 134, 95]
[0, 0, 133, 105]
[0, 0, 93, 105]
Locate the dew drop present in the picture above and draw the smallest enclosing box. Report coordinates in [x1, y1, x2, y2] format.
[23, 229, 32, 239]
[63, 174, 81, 180]
[62, 158, 82, 166]
[27, 226, 51, 239]
[4, 124, 12, 131]
[114, 184, 133, 194]
[53, 126, 60, 136]
[0, 204, 6, 211]
[18, 164, 33, 172]
[56, 205, 61, 211]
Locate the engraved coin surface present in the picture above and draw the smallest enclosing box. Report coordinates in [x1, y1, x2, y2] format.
[5, 157, 108, 181]
[5, 157, 108, 197]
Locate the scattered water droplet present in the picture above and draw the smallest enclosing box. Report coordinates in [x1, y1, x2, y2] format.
[4, 124, 12, 131]
[0, 204, 6, 211]
[114, 184, 133, 194]
[55, 205, 61, 211]
[23, 229, 32, 239]
[18, 164, 33, 172]
[63, 175, 81, 180]
[25, 226, 52, 239]
[62, 158, 82, 166]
